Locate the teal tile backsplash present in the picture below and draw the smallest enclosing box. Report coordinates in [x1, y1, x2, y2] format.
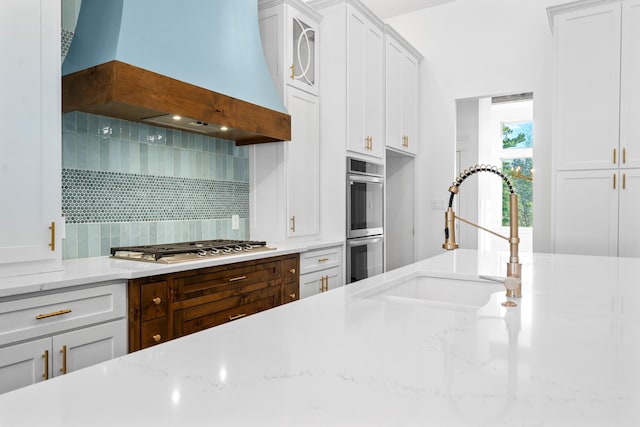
[62, 112, 250, 259]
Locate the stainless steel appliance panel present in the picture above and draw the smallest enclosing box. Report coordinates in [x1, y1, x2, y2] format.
[346, 235, 384, 284]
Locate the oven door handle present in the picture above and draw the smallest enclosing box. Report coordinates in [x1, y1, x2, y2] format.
[347, 236, 383, 247]
[348, 175, 384, 185]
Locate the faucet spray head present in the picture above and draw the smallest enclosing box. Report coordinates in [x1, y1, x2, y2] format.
[442, 207, 458, 250]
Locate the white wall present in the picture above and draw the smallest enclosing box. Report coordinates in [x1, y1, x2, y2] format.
[386, 0, 572, 260]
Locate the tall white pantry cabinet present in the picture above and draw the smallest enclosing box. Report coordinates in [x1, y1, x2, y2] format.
[550, 0, 640, 257]
[0, 0, 64, 277]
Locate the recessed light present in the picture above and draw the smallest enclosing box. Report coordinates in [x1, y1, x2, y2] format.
[220, 126, 228, 131]
[172, 115, 182, 121]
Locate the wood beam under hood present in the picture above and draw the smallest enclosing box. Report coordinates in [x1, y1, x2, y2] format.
[62, 60, 291, 145]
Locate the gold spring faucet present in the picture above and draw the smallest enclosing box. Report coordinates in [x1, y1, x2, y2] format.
[442, 165, 522, 299]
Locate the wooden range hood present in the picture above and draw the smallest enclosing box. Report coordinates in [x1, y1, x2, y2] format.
[62, 60, 291, 145]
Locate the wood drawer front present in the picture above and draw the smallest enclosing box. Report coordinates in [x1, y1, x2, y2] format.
[282, 256, 299, 284]
[140, 281, 168, 321]
[283, 282, 299, 304]
[172, 261, 281, 303]
[140, 317, 169, 349]
[300, 247, 341, 275]
[0, 283, 126, 347]
[174, 285, 280, 336]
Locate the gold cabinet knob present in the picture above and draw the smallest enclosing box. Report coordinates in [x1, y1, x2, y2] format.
[152, 334, 162, 342]
[289, 268, 296, 274]
[289, 293, 296, 299]
[152, 297, 162, 305]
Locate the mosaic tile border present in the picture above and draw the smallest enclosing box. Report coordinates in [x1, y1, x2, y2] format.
[62, 168, 249, 224]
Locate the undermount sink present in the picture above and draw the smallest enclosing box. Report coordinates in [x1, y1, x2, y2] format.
[364, 274, 505, 310]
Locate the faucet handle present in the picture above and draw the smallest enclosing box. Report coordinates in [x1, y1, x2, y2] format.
[504, 276, 521, 292]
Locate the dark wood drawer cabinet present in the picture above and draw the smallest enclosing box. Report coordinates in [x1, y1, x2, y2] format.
[128, 254, 299, 352]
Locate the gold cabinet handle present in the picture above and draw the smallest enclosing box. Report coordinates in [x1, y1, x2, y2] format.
[320, 275, 329, 292]
[49, 221, 55, 251]
[290, 63, 295, 79]
[614, 173, 617, 189]
[318, 258, 329, 262]
[365, 136, 373, 150]
[289, 268, 296, 274]
[290, 216, 296, 232]
[229, 275, 247, 282]
[614, 148, 617, 164]
[229, 313, 246, 321]
[623, 147, 627, 164]
[402, 135, 409, 147]
[36, 309, 72, 320]
[289, 293, 296, 299]
[59, 345, 67, 375]
[152, 297, 162, 305]
[152, 334, 162, 343]
[623, 173, 626, 190]
[42, 350, 49, 380]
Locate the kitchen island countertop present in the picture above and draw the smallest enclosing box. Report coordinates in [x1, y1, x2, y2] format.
[0, 249, 638, 426]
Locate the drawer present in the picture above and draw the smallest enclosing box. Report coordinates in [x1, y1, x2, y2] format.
[172, 261, 281, 303]
[0, 282, 126, 347]
[300, 246, 342, 275]
[283, 256, 299, 284]
[141, 317, 169, 349]
[173, 284, 281, 336]
[140, 281, 168, 321]
[283, 282, 299, 304]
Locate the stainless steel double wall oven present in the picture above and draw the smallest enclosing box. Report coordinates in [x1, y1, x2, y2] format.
[346, 158, 384, 283]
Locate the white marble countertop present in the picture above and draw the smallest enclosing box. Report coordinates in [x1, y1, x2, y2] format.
[1, 249, 639, 426]
[0, 239, 343, 298]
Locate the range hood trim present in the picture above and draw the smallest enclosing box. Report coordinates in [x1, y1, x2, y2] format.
[62, 60, 291, 145]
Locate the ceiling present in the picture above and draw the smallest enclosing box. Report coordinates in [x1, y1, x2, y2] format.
[359, 0, 456, 19]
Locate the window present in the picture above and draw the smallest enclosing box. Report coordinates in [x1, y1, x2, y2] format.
[501, 121, 533, 227]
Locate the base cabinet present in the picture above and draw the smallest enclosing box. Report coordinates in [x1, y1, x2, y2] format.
[128, 254, 300, 352]
[0, 282, 127, 394]
[299, 246, 343, 298]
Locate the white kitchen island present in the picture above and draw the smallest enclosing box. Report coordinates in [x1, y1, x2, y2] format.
[0, 249, 638, 426]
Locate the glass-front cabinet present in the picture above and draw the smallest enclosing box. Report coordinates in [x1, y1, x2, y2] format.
[290, 15, 318, 94]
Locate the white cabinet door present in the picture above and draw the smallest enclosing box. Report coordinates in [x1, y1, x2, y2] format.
[285, 88, 320, 237]
[620, 0, 640, 169]
[385, 37, 403, 152]
[52, 319, 127, 376]
[287, 9, 319, 96]
[0, 337, 51, 394]
[299, 266, 342, 299]
[346, 6, 384, 159]
[0, 0, 62, 276]
[553, 2, 621, 171]
[618, 169, 640, 258]
[385, 36, 419, 156]
[554, 170, 618, 256]
[401, 53, 419, 155]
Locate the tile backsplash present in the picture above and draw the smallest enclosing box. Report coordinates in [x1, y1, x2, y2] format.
[62, 112, 250, 259]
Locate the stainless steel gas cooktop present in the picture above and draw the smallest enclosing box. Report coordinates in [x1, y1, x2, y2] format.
[110, 240, 273, 264]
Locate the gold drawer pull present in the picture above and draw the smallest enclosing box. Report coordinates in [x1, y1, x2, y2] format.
[152, 297, 162, 305]
[289, 268, 296, 274]
[152, 334, 162, 343]
[229, 275, 247, 282]
[290, 216, 296, 232]
[229, 313, 246, 321]
[623, 147, 627, 164]
[36, 309, 72, 320]
[59, 345, 67, 375]
[318, 257, 329, 262]
[42, 350, 49, 380]
[614, 148, 617, 164]
[289, 293, 297, 299]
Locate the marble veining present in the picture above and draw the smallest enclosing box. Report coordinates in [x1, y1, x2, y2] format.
[0, 250, 638, 426]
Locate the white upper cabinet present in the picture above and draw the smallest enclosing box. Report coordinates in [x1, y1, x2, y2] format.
[551, 1, 627, 171]
[384, 27, 422, 156]
[255, 0, 321, 241]
[0, 0, 63, 277]
[259, 0, 320, 97]
[346, 5, 384, 159]
[619, 0, 640, 169]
